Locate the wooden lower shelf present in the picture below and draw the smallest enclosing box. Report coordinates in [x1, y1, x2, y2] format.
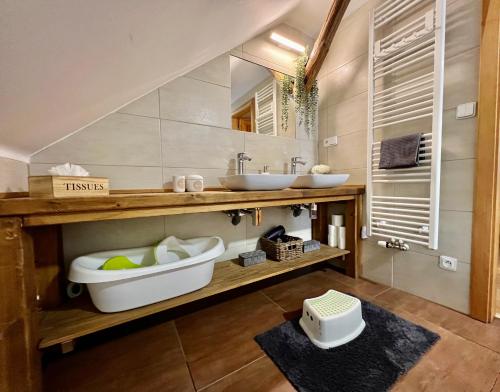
[38, 245, 348, 349]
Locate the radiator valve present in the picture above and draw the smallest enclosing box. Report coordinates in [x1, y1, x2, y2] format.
[377, 238, 409, 251]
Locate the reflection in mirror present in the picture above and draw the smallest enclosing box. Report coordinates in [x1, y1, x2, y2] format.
[230, 56, 293, 137]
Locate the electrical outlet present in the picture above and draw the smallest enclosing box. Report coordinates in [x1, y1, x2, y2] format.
[323, 136, 338, 147]
[439, 255, 458, 272]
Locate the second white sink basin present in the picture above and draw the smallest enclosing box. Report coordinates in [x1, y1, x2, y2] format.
[292, 174, 350, 189]
[219, 174, 297, 191]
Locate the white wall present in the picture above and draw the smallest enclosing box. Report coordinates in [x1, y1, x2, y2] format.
[0, 157, 28, 193]
[30, 54, 317, 266]
[317, 0, 480, 313]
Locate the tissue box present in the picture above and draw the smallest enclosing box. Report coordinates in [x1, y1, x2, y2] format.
[29, 176, 109, 198]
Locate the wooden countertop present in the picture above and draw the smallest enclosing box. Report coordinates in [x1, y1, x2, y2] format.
[0, 186, 364, 226]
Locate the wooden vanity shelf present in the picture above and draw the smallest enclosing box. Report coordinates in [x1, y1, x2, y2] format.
[0, 185, 364, 391]
[39, 245, 349, 349]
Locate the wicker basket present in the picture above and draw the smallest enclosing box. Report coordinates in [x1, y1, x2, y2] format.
[260, 235, 304, 261]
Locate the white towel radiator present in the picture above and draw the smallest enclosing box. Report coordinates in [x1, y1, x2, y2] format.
[366, 0, 446, 249]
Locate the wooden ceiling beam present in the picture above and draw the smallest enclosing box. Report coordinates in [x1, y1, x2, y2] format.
[304, 0, 351, 90]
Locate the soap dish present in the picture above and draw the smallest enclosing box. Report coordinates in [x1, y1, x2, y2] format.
[238, 250, 267, 267]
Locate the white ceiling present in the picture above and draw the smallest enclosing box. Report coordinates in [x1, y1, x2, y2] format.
[283, 0, 369, 38]
[0, 0, 299, 161]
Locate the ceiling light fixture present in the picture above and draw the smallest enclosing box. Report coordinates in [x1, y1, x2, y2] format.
[270, 32, 305, 53]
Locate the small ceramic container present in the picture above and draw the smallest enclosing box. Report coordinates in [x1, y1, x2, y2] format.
[173, 176, 186, 193]
[186, 175, 204, 192]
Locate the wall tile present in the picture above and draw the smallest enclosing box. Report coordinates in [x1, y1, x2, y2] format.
[159, 77, 231, 128]
[317, 76, 329, 110]
[442, 109, 477, 161]
[245, 133, 300, 173]
[438, 210, 473, 263]
[161, 120, 244, 170]
[62, 217, 166, 266]
[185, 54, 231, 87]
[327, 92, 368, 137]
[318, 109, 328, 164]
[361, 239, 394, 286]
[393, 250, 470, 313]
[162, 167, 236, 189]
[32, 113, 162, 166]
[328, 130, 367, 171]
[117, 90, 159, 118]
[0, 157, 28, 192]
[444, 47, 480, 111]
[332, 168, 367, 185]
[30, 164, 163, 190]
[325, 7, 369, 73]
[445, 0, 481, 59]
[164, 213, 247, 262]
[245, 207, 311, 251]
[327, 54, 368, 106]
[440, 159, 475, 212]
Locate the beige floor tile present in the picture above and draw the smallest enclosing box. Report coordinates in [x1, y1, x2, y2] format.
[175, 292, 285, 390]
[201, 356, 294, 392]
[43, 321, 194, 392]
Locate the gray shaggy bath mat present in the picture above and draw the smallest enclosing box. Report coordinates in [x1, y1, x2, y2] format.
[255, 298, 439, 392]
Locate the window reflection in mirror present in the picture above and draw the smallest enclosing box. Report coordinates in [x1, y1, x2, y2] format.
[230, 56, 295, 137]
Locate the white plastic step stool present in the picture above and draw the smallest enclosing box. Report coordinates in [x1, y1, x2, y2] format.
[299, 290, 366, 349]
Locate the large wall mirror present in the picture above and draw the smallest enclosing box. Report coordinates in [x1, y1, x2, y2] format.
[230, 55, 301, 138]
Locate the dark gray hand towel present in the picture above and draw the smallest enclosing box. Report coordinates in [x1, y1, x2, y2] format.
[378, 133, 422, 169]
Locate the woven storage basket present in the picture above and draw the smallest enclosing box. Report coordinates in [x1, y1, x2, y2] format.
[260, 235, 303, 261]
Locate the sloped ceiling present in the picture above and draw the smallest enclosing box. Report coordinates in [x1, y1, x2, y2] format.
[283, 0, 369, 38]
[0, 0, 299, 161]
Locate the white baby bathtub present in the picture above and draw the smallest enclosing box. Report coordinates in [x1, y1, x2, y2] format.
[69, 236, 225, 312]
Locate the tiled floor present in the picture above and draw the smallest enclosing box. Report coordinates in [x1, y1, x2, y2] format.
[43, 266, 500, 391]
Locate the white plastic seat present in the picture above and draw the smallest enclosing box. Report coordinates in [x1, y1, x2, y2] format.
[299, 289, 366, 349]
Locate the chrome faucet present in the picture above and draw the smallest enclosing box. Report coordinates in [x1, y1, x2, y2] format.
[291, 156, 307, 174]
[237, 152, 252, 174]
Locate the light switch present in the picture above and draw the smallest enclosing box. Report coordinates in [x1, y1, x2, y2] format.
[456, 102, 477, 119]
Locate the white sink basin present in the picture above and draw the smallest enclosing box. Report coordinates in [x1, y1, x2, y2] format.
[219, 174, 298, 191]
[292, 174, 350, 189]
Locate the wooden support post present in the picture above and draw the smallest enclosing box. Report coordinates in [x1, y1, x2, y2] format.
[304, 0, 351, 90]
[32, 225, 65, 308]
[344, 196, 361, 278]
[312, 203, 329, 244]
[470, 0, 500, 322]
[312, 199, 361, 278]
[0, 218, 41, 391]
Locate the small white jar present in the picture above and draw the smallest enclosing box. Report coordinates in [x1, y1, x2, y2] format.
[173, 176, 186, 193]
[186, 175, 204, 192]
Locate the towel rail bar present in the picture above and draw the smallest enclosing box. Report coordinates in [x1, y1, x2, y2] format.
[372, 133, 432, 145]
[373, 113, 433, 129]
[372, 217, 429, 226]
[375, 37, 435, 68]
[372, 195, 430, 201]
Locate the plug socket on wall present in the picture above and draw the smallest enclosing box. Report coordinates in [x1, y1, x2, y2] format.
[439, 255, 458, 272]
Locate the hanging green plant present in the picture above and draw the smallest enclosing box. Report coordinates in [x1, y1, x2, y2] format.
[279, 51, 319, 138]
[280, 74, 294, 133]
